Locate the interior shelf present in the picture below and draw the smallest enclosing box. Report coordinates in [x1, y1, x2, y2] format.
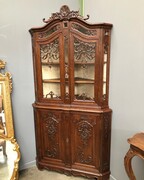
[43, 78, 60, 83]
[42, 62, 60, 65]
[74, 62, 95, 65]
[43, 77, 94, 84]
[74, 77, 94, 84]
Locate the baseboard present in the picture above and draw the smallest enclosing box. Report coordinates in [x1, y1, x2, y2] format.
[110, 174, 117, 180]
[20, 160, 36, 170]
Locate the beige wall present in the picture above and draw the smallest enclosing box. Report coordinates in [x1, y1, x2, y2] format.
[1, 0, 144, 179]
[0, 0, 80, 169]
[85, 0, 144, 179]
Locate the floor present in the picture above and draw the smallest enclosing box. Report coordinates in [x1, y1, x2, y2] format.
[19, 166, 89, 180]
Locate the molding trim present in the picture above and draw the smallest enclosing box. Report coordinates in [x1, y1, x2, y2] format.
[110, 174, 117, 180]
[20, 160, 36, 170]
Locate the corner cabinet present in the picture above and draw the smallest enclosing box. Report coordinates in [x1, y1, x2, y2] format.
[29, 5, 113, 180]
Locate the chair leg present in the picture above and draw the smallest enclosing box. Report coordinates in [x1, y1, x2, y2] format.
[124, 148, 136, 180]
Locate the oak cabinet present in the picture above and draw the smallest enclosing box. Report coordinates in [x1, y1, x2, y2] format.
[30, 5, 113, 180]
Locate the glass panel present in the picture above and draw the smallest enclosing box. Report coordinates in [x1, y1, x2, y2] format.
[71, 23, 97, 36]
[40, 39, 59, 63]
[43, 83, 60, 99]
[74, 38, 95, 63]
[38, 24, 61, 39]
[75, 84, 94, 100]
[64, 36, 69, 98]
[103, 62, 107, 99]
[74, 38, 96, 101]
[42, 65, 60, 80]
[75, 64, 94, 80]
[40, 38, 61, 99]
[103, 63, 107, 82]
[104, 53, 107, 62]
[103, 29, 109, 99]
[103, 82, 106, 95]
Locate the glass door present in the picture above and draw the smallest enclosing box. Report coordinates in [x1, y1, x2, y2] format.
[40, 36, 63, 100]
[72, 36, 96, 102]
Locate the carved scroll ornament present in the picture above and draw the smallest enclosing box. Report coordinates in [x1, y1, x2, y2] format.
[43, 5, 89, 23]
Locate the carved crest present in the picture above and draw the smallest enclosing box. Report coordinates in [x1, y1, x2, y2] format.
[43, 5, 89, 23]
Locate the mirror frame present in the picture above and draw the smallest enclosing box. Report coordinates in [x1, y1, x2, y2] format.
[0, 71, 14, 138]
[0, 135, 20, 180]
[0, 60, 20, 180]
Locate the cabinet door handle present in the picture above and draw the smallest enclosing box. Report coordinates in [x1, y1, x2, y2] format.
[66, 137, 69, 143]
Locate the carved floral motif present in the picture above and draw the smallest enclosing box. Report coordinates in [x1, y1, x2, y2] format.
[76, 116, 95, 164]
[43, 5, 84, 23]
[43, 113, 59, 158]
[78, 121, 92, 145]
[74, 38, 96, 63]
[40, 39, 59, 63]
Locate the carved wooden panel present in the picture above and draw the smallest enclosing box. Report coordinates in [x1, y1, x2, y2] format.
[71, 112, 99, 168]
[40, 38, 60, 64]
[40, 110, 62, 160]
[74, 37, 96, 63]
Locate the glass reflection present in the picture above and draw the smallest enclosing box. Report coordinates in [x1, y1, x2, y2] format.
[0, 84, 6, 137]
[0, 138, 20, 180]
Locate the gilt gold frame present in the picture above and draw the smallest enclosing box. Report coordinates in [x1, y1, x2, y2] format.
[0, 60, 20, 180]
[0, 135, 20, 180]
[0, 72, 14, 138]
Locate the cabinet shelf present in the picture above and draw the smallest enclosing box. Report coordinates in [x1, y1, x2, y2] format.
[42, 62, 60, 66]
[43, 77, 94, 84]
[74, 62, 95, 65]
[43, 78, 60, 83]
[75, 77, 94, 84]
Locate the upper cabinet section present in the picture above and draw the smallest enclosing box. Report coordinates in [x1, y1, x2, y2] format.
[29, 5, 113, 109]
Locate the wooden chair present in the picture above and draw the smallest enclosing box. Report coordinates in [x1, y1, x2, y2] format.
[124, 132, 144, 180]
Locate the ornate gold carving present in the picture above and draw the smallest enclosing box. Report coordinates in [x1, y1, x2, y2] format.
[0, 60, 20, 179]
[6, 72, 12, 93]
[0, 135, 20, 180]
[0, 60, 6, 69]
[0, 72, 14, 138]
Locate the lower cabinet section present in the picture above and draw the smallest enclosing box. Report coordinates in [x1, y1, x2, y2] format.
[34, 107, 112, 180]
